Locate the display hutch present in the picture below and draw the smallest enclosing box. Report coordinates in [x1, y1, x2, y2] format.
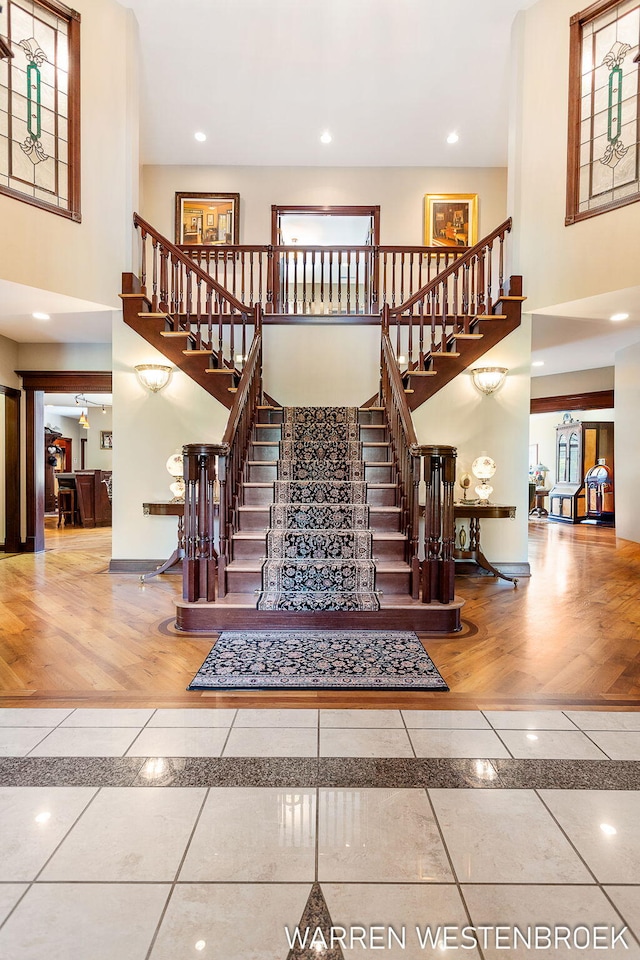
[548, 418, 614, 524]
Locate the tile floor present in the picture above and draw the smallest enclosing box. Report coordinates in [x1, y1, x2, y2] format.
[0, 707, 638, 958]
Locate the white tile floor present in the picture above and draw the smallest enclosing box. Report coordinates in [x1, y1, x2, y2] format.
[0, 707, 638, 959]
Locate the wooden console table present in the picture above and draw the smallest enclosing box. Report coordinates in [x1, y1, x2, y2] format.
[454, 503, 518, 586]
[141, 501, 185, 582]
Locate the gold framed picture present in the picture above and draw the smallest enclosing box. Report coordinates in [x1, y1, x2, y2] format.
[424, 193, 478, 248]
[175, 192, 240, 246]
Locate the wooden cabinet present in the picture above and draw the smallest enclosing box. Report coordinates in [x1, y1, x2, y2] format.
[56, 470, 112, 527]
[548, 419, 614, 524]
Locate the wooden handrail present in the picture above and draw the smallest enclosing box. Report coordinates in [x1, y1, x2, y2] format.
[221, 323, 262, 448]
[380, 315, 457, 604]
[389, 218, 512, 316]
[133, 213, 252, 315]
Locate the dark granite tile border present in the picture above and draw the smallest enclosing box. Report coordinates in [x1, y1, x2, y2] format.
[0, 756, 638, 789]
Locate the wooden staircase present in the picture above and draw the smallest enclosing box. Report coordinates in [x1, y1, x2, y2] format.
[122, 216, 523, 413]
[177, 403, 463, 633]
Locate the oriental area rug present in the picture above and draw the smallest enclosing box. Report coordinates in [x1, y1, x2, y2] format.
[188, 630, 449, 691]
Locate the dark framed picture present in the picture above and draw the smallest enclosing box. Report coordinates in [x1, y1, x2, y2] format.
[175, 192, 240, 246]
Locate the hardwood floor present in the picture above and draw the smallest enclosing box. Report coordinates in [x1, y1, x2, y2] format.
[0, 519, 638, 709]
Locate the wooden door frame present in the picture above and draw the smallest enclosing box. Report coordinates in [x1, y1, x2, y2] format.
[17, 370, 112, 552]
[1, 385, 21, 553]
[270, 205, 381, 246]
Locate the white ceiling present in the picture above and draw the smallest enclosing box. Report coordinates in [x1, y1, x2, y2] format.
[44, 393, 113, 421]
[125, 0, 538, 167]
[531, 286, 640, 377]
[0, 279, 113, 344]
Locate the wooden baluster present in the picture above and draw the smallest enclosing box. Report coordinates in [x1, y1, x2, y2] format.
[151, 238, 159, 310]
[346, 251, 352, 314]
[240, 251, 246, 306]
[486, 239, 493, 314]
[408, 310, 414, 367]
[159, 247, 169, 310]
[391, 252, 397, 308]
[311, 251, 317, 313]
[229, 303, 235, 365]
[217, 453, 227, 599]
[302, 250, 307, 314]
[337, 250, 342, 313]
[241, 309, 247, 363]
[293, 251, 299, 314]
[382, 252, 388, 308]
[195, 278, 202, 350]
[329, 250, 334, 313]
[462, 261, 470, 330]
[400, 252, 405, 305]
[206, 288, 213, 350]
[470, 254, 477, 318]
[355, 251, 360, 314]
[140, 229, 148, 295]
[218, 293, 223, 365]
[498, 231, 505, 298]
[422, 454, 442, 603]
[418, 301, 425, 369]
[430, 291, 437, 357]
[477, 245, 486, 315]
[453, 268, 459, 333]
[440, 452, 456, 603]
[249, 252, 255, 306]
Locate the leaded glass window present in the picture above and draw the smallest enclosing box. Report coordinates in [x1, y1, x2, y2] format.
[567, 0, 640, 223]
[0, 0, 80, 220]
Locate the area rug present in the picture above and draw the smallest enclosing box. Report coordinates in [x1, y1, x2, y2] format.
[187, 630, 449, 691]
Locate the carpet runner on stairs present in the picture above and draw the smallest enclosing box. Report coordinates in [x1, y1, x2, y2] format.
[257, 407, 380, 612]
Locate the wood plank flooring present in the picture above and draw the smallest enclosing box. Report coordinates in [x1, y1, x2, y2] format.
[0, 519, 638, 709]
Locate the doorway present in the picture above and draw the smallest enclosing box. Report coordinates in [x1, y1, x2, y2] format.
[270, 205, 380, 315]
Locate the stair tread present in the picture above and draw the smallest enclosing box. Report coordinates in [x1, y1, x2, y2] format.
[196, 593, 464, 609]
[233, 530, 406, 540]
[405, 370, 437, 377]
[475, 314, 508, 319]
[226, 560, 411, 571]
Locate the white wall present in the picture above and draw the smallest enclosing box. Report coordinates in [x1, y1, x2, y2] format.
[509, 1, 640, 311]
[413, 319, 532, 564]
[141, 165, 508, 248]
[111, 318, 230, 560]
[529, 408, 615, 492]
[0, 0, 139, 309]
[615, 341, 640, 543]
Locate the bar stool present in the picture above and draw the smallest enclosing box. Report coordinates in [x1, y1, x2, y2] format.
[58, 488, 76, 527]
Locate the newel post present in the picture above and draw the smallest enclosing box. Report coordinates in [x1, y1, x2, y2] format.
[182, 444, 220, 603]
[440, 450, 457, 603]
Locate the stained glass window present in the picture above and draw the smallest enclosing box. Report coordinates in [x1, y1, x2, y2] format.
[0, 0, 80, 220]
[567, 0, 640, 223]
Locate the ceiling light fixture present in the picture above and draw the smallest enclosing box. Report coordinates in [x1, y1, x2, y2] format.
[320, 131, 332, 144]
[446, 132, 459, 144]
[135, 363, 172, 393]
[194, 131, 207, 142]
[532, 361, 545, 367]
[610, 312, 629, 322]
[470, 367, 508, 395]
[32, 312, 50, 320]
[600, 823, 617, 835]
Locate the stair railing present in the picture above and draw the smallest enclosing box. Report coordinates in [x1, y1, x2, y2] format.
[134, 213, 258, 371]
[386, 219, 512, 371]
[182, 330, 263, 602]
[380, 307, 457, 604]
[180, 241, 468, 317]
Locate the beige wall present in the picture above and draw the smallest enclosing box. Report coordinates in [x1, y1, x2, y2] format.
[0, 0, 139, 309]
[615, 340, 640, 543]
[413, 319, 532, 564]
[141, 165, 508, 247]
[0, 335, 20, 389]
[111, 318, 230, 560]
[530, 367, 615, 399]
[17, 342, 112, 371]
[509, 1, 640, 311]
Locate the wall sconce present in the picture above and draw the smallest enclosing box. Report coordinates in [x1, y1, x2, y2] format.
[470, 367, 508, 395]
[135, 364, 172, 393]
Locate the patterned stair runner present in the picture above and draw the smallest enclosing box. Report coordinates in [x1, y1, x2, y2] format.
[257, 407, 380, 611]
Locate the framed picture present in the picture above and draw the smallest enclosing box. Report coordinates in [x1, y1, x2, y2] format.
[175, 192, 240, 246]
[100, 431, 113, 450]
[424, 193, 478, 248]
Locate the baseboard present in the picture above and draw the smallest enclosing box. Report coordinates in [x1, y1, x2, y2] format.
[108, 558, 182, 574]
[455, 561, 531, 578]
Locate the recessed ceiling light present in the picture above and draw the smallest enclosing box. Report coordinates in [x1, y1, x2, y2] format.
[320, 131, 332, 144]
[446, 132, 459, 144]
[526, 733, 539, 741]
[33, 312, 50, 320]
[610, 312, 629, 322]
[532, 361, 545, 367]
[35, 811, 51, 824]
[194, 131, 207, 142]
[600, 823, 617, 835]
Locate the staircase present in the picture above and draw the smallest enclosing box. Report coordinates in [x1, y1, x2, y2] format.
[121, 216, 523, 412]
[177, 400, 463, 633]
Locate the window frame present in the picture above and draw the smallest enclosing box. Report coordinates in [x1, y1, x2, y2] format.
[566, 0, 640, 225]
[0, 0, 81, 222]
